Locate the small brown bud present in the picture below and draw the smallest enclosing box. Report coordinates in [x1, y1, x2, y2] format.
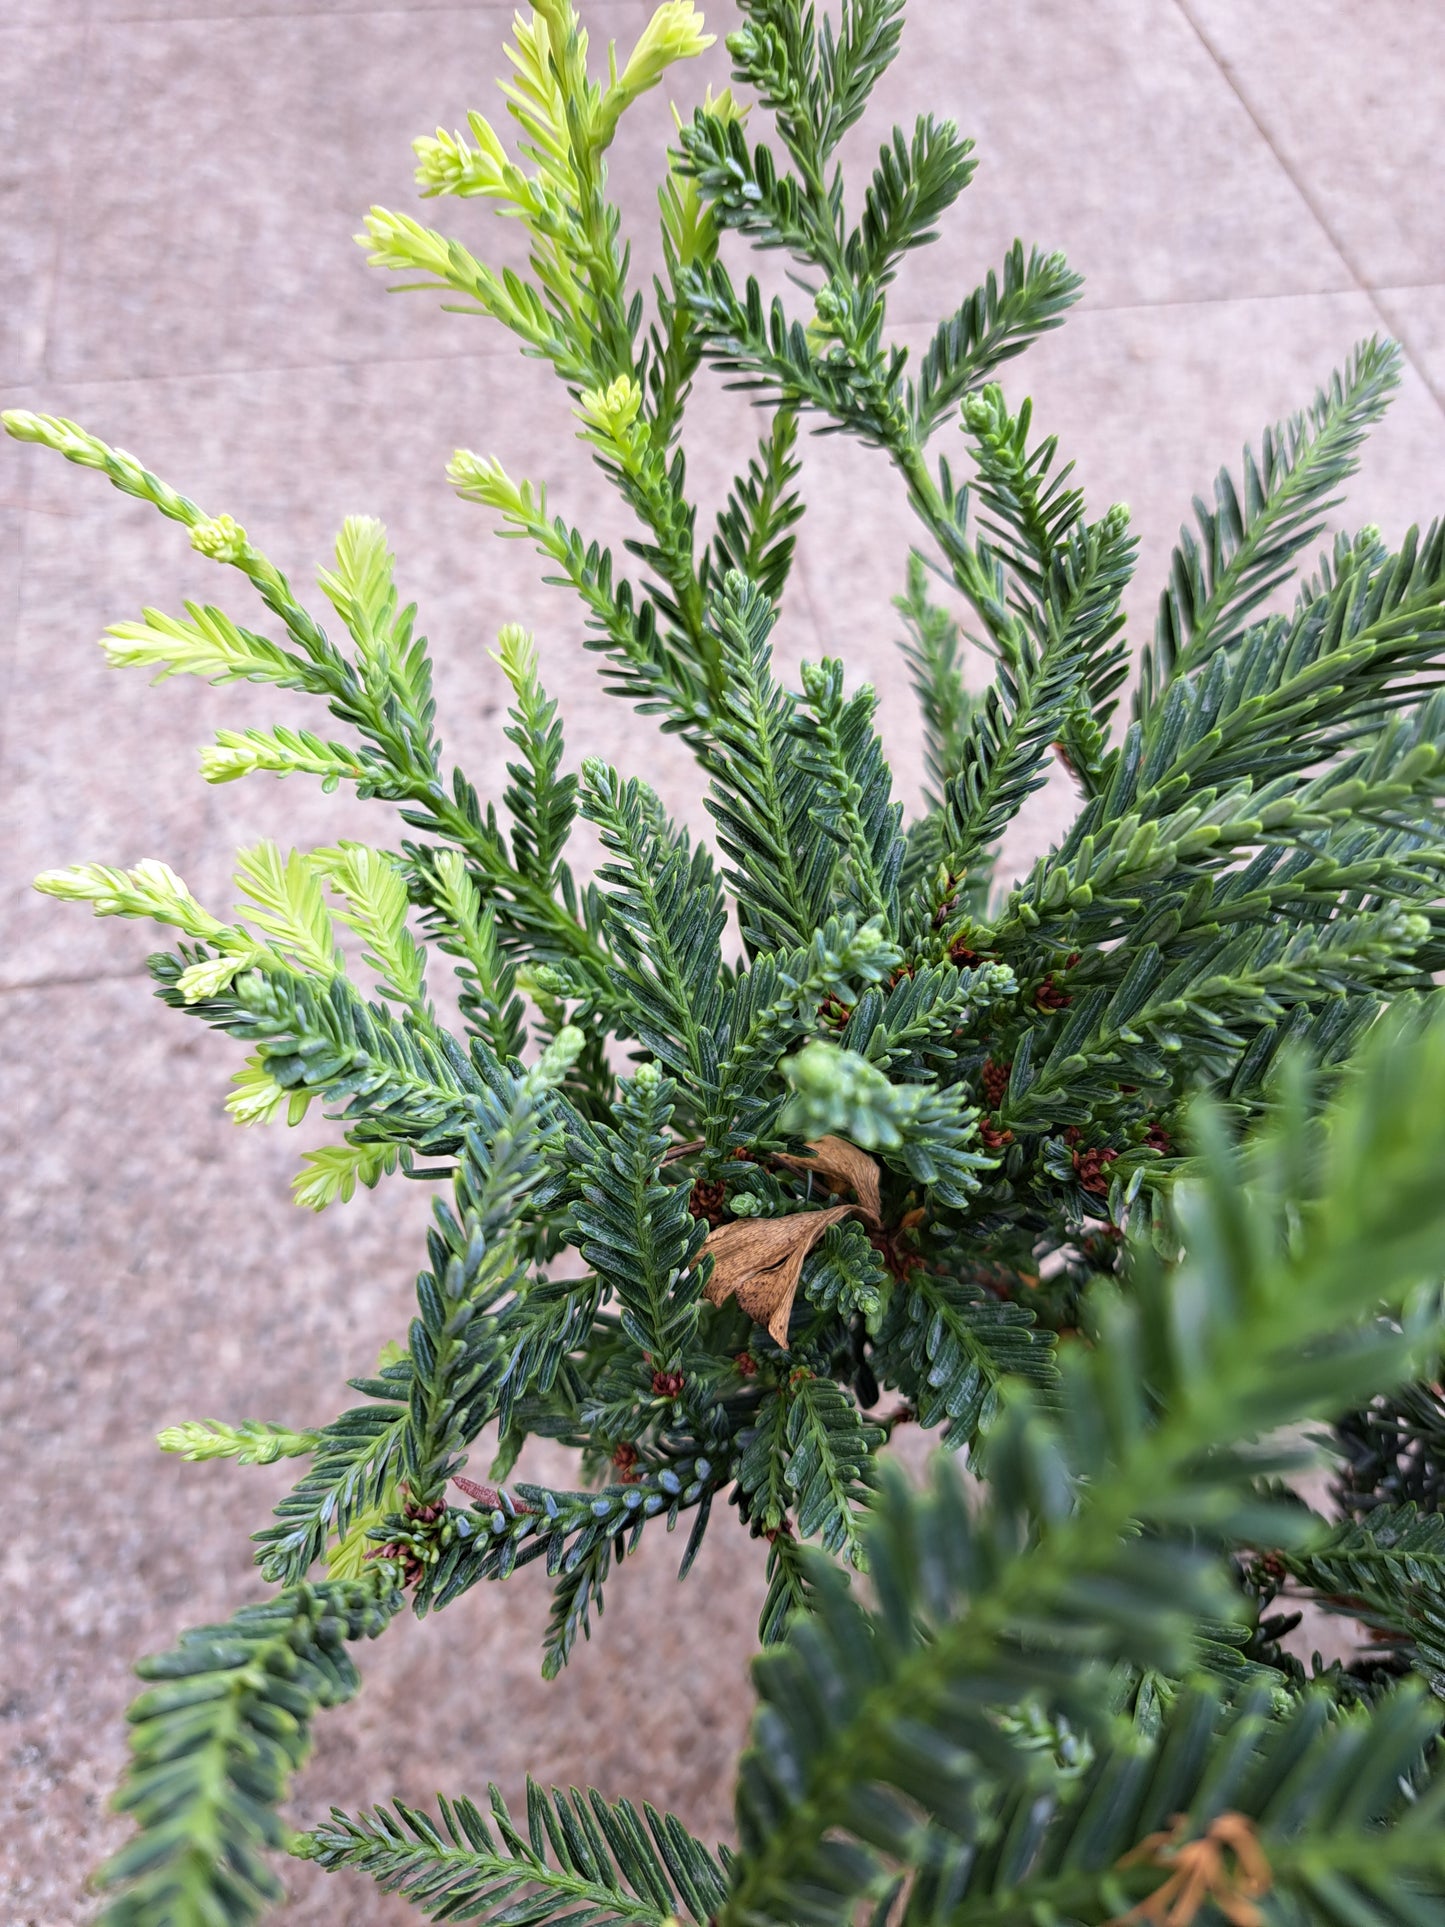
[1035, 972, 1071, 1011]
[1072, 1144, 1118, 1197]
[981, 1057, 1012, 1107]
[867, 1217, 924, 1282]
[688, 1178, 727, 1227]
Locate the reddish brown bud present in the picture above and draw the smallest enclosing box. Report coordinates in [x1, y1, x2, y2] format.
[867, 1218, 924, 1282]
[733, 1350, 758, 1377]
[651, 1369, 685, 1399]
[1072, 1144, 1118, 1197]
[981, 1057, 1012, 1107]
[688, 1178, 727, 1228]
[1034, 972, 1071, 1011]
[1146, 1122, 1173, 1156]
[979, 1119, 1013, 1151]
[370, 1541, 424, 1586]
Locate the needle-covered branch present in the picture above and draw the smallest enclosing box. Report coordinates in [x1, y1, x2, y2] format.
[16, 6, 1445, 1925]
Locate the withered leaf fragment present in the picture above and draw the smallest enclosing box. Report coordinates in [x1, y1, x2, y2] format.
[702, 1205, 857, 1347]
[772, 1135, 882, 1224]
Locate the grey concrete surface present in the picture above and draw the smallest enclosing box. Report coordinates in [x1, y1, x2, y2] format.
[2, 2, 1443, 1921]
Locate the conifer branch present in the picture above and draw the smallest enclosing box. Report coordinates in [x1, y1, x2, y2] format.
[580, 760, 727, 1079]
[398, 1032, 581, 1503]
[796, 659, 907, 928]
[96, 1573, 403, 1927]
[908, 243, 1083, 439]
[568, 1065, 710, 1372]
[157, 1418, 321, 1465]
[298, 1780, 729, 1927]
[781, 1041, 990, 1204]
[708, 915, 901, 1150]
[894, 551, 975, 808]
[914, 1681, 1445, 1927]
[1277, 1502, 1445, 1691]
[708, 407, 805, 605]
[701, 573, 829, 952]
[717, 1004, 1445, 1927]
[871, 1268, 1055, 1444]
[1138, 335, 1404, 712]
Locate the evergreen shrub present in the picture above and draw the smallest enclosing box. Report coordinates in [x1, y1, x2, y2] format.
[13, 3, 1445, 1920]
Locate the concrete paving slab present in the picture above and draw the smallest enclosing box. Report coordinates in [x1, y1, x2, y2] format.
[4, 2, 85, 22]
[1376, 284, 1445, 418]
[591, 0, 1352, 326]
[0, 504, 25, 745]
[1182, 0, 1445, 291]
[0, 976, 430, 1445]
[843, 0, 1350, 322]
[43, 5, 680, 384]
[95, 0, 518, 14]
[0, 27, 90, 385]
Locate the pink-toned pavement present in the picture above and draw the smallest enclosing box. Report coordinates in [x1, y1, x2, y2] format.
[2, 3, 1443, 1920]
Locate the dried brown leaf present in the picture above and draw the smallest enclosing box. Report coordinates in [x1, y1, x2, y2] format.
[773, 1135, 882, 1224]
[701, 1204, 857, 1348]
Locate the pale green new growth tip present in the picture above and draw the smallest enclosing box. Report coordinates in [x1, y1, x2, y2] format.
[158, 1419, 321, 1464]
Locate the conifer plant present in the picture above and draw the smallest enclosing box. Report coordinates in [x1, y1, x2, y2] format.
[16, 2, 1445, 1921]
